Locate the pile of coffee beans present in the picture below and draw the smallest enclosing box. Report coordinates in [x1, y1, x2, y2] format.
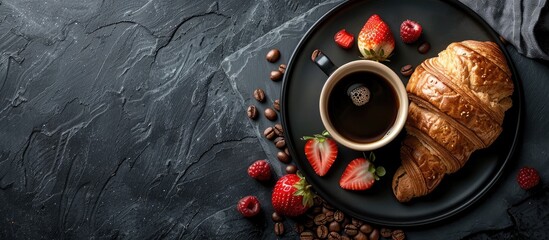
[271, 196, 407, 240]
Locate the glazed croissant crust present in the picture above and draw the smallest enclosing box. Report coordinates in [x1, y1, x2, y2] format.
[392, 40, 514, 202]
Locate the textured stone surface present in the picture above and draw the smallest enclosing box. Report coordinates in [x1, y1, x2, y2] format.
[0, 0, 547, 239]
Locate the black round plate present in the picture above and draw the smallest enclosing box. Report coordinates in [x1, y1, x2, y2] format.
[281, 0, 522, 227]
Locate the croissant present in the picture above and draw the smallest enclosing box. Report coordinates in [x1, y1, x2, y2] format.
[392, 40, 514, 202]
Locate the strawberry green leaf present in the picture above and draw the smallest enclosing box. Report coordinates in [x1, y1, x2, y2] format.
[369, 152, 376, 162]
[376, 166, 386, 177]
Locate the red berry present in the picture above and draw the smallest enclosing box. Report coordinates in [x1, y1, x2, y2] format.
[334, 29, 354, 49]
[400, 20, 422, 44]
[248, 160, 271, 181]
[517, 167, 540, 190]
[237, 196, 261, 217]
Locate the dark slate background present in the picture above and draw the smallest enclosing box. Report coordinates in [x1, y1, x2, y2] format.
[0, 0, 547, 239]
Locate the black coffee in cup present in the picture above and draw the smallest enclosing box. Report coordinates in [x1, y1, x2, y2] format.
[327, 71, 399, 143]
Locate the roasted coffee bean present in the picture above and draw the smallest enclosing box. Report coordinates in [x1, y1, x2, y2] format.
[272, 212, 284, 222]
[328, 221, 341, 232]
[273, 99, 280, 111]
[300, 231, 314, 240]
[344, 224, 358, 237]
[313, 196, 324, 206]
[264, 108, 277, 121]
[311, 206, 322, 214]
[316, 225, 329, 239]
[418, 41, 431, 54]
[266, 49, 281, 63]
[400, 64, 414, 77]
[286, 164, 297, 174]
[324, 211, 334, 222]
[392, 229, 405, 240]
[274, 222, 284, 236]
[314, 213, 328, 225]
[304, 218, 314, 228]
[354, 232, 367, 240]
[328, 232, 341, 240]
[277, 151, 290, 163]
[359, 224, 373, 234]
[253, 88, 265, 102]
[311, 49, 321, 62]
[264, 127, 276, 140]
[340, 236, 350, 240]
[295, 223, 305, 233]
[369, 229, 380, 240]
[274, 137, 286, 149]
[323, 202, 334, 211]
[278, 64, 287, 74]
[334, 211, 345, 222]
[274, 123, 284, 136]
[247, 105, 258, 119]
[380, 228, 392, 238]
[351, 218, 363, 228]
[270, 70, 283, 81]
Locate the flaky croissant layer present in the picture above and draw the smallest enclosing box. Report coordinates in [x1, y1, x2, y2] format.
[392, 40, 514, 202]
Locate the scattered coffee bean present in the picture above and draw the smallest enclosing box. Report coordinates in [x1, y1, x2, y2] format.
[313, 196, 324, 206]
[351, 218, 363, 228]
[264, 108, 277, 121]
[270, 70, 283, 81]
[323, 202, 334, 211]
[340, 235, 350, 240]
[359, 224, 372, 234]
[286, 164, 297, 174]
[295, 223, 305, 233]
[275, 138, 286, 149]
[400, 64, 414, 77]
[273, 99, 280, 111]
[304, 218, 314, 228]
[300, 231, 314, 240]
[274, 222, 284, 236]
[247, 105, 258, 119]
[277, 151, 290, 163]
[380, 228, 392, 238]
[314, 213, 328, 225]
[329, 221, 341, 232]
[418, 41, 431, 54]
[311, 206, 322, 214]
[272, 212, 284, 222]
[344, 224, 358, 237]
[311, 49, 321, 62]
[264, 127, 276, 140]
[328, 231, 341, 240]
[317, 225, 329, 239]
[369, 229, 380, 240]
[253, 88, 266, 102]
[274, 123, 284, 136]
[392, 229, 405, 240]
[278, 64, 287, 74]
[266, 49, 281, 63]
[354, 232, 368, 240]
[334, 211, 345, 222]
[324, 211, 334, 222]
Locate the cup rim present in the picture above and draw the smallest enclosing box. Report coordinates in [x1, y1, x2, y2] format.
[319, 60, 408, 151]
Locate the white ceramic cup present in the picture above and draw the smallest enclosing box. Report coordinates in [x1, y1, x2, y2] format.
[313, 52, 408, 151]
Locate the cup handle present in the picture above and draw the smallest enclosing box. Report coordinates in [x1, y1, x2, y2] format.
[311, 49, 337, 76]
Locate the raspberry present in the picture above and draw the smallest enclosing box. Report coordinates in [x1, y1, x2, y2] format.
[400, 20, 422, 44]
[248, 160, 271, 181]
[517, 167, 540, 190]
[237, 196, 261, 217]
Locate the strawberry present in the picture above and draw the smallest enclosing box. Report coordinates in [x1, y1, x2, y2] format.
[400, 19, 422, 43]
[339, 153, 385, 190]
[271, 173, 314, 217]
[301, 130, 338, 176]
[237, 196, 261, 217]
[248, 160, 271, 181]
[357, 14, 395, 61]
[517, 167, 541, 190]
[334, 29, 354, 49]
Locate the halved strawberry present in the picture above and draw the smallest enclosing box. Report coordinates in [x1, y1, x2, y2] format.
[357, 14, 395, 61]
[334, 29, 354, 49]
[339, 154, 386, 190]
[301, 130, 338, 176]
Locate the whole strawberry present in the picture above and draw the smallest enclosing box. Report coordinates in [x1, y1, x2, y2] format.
[237, 196, 261, 217]
[517, 167, 540, 190]
[248, 160, 271, 181]
[272, 173, 314, 217]
[358, 14, 395, 61]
